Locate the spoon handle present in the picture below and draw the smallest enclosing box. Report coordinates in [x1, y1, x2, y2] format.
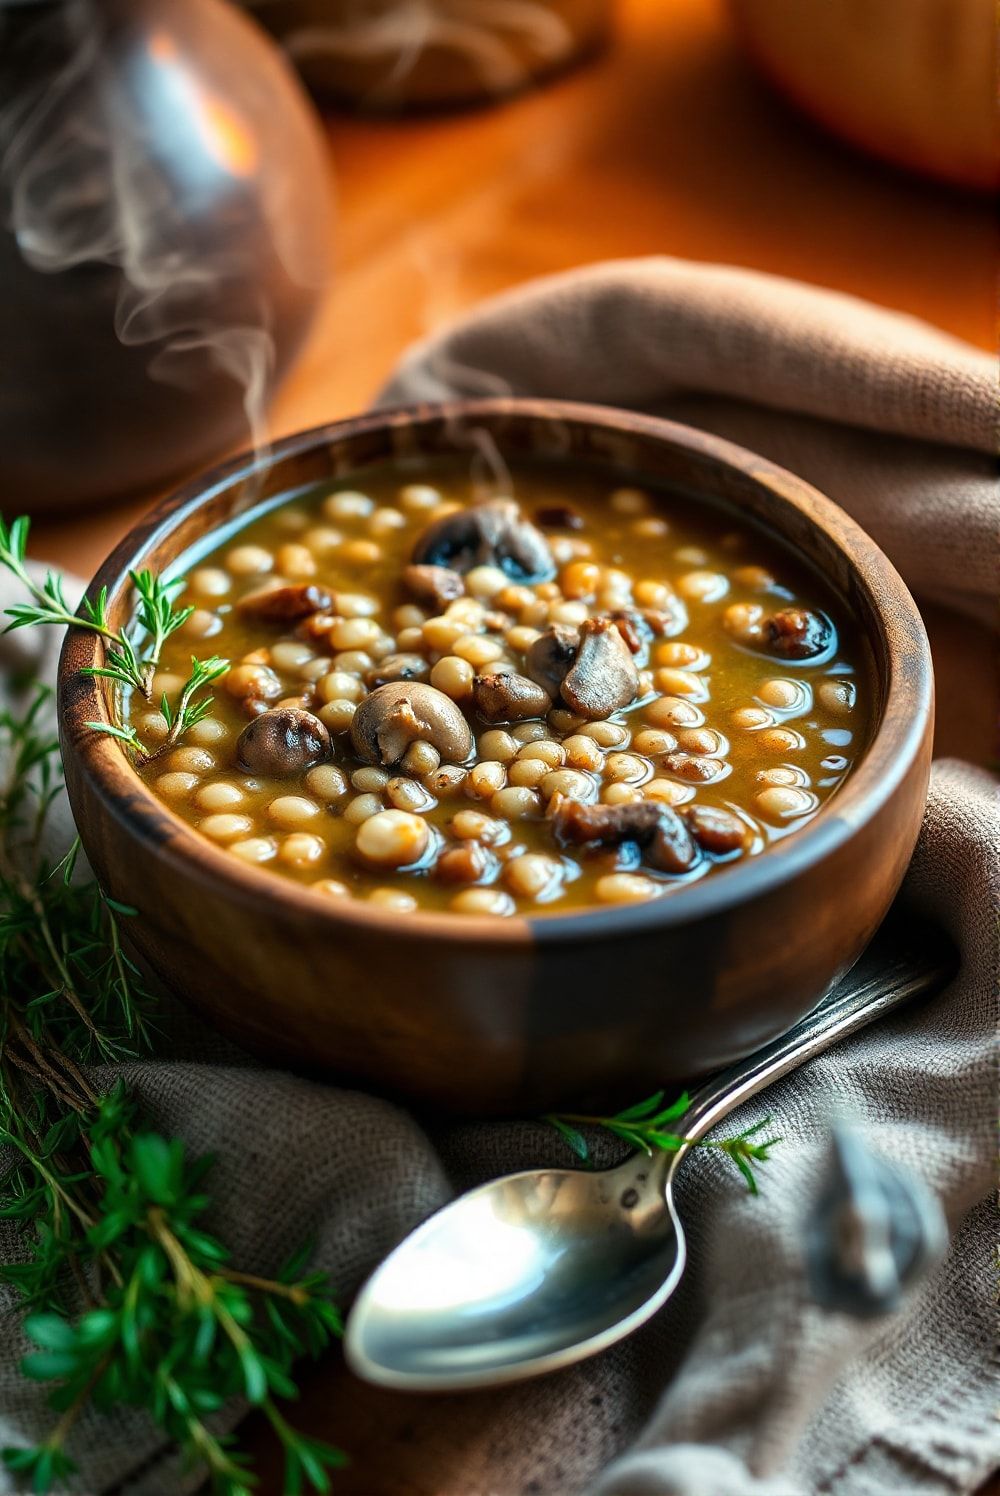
[678, 919, 957, 1150]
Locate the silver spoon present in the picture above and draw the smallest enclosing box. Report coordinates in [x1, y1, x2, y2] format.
[345, 935, 952, 1391]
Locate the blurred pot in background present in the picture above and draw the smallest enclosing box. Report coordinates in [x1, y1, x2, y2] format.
[730, 0, 996, 193]
[244, 0, 613, 110]
[0, 0, 333, 515]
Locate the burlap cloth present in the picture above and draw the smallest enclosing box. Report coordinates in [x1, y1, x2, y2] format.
[1, 259, 996, 1495]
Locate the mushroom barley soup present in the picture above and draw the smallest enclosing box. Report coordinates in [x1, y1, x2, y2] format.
[133, 461, 872, 916]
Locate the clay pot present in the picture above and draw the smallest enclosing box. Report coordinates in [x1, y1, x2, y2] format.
[730, 0, 996, 193]
[244, 0, 613, 109]
[59, 400, 933, 1114]
[0, 0, 333, 514]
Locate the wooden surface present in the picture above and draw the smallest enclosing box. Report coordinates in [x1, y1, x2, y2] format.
[29, 0, 995, 1490]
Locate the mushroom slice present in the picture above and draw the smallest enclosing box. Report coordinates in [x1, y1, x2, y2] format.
[351, 681, 473, 767]
[525, 624, 581, 697]
[551, 797, 697, 875]
[235, 707, 331, 777]
[609, 611, 646, 655]
[402, 563, 465, 610]
[763, 607, 833, 660]
[236, 583, 332, 623]
[560, 617, 638, 719]
[472, 672, 551, 724]
[366, 653, 430, 688]
[532, 503, 584, 531]
[646, 810, 698, 875]
[411, 499, 553, 582]
[435, 840, 494, 885]
[684, 804, 748, 855]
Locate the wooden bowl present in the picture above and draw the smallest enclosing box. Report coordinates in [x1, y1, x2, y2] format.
[58, 401, 933, 1114]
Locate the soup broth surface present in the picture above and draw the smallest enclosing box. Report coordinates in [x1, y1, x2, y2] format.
[130, 458, 872, 916]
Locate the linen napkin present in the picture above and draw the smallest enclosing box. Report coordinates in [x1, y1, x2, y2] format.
[1, 258, 997, 1496]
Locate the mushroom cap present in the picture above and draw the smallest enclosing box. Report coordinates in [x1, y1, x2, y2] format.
[763, 607, 834, 660]
[471, 672, 551, 724]
[560, 617, 638, 719]
[411, 498, 553, 582]
[402, 563, 466, 609]
[550, 796, 698, 875]
[350, 681, 474, 766]
[236, 583, 332, 623]
[525, 624, 581, 697]
[235, 707, 331, 777]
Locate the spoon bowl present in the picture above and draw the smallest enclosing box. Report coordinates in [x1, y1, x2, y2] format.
[346, 1150, 685, 1389]
[345, 925, 954, 1392]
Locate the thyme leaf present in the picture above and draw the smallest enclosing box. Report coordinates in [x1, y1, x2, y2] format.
[0, 514, 229, 765]
[545, 1092, 781, 1194]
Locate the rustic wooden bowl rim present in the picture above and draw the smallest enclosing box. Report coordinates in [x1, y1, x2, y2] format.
[59, 398, 932, 951]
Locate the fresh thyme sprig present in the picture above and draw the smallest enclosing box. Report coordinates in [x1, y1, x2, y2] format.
[0, 515, 228, 766]
[545, 1089, 781, 1195]
[0, 690, 345, 1494]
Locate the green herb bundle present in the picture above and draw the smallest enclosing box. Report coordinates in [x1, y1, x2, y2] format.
[0, 526, 344, 1495]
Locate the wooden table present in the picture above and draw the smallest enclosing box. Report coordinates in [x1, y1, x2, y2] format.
[31, 0, 996, 1490]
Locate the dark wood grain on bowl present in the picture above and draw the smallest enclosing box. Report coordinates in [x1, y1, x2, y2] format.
[58, 401, 933, 1112]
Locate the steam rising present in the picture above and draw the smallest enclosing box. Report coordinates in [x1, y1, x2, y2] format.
[248, 0, 575, 103]
[0, 0, 326, 477]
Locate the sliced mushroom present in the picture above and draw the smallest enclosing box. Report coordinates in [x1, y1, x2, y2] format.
[236, 583, 332, 623]
[351, 681, 473, 767]
[662, 751, 727, 783]
[402, 563, 465, 610]
[640, 599, 688, 639]
[435, 840, 493, 885]
[366, 653, 430, 688]
[763, 607, 833, 660]
[235, 707, 331, 777]
[551, 797, 698, 875]
[609, 611, 645, 655]
[646, 810, 699, 875]
[525, 624, 581, 697]
[472, 672, 551, 724]
[411, 499, 553, 582]
[684, 804, 748, 855]
[560, 617, 638, 719]
[532, 502, 584, 531]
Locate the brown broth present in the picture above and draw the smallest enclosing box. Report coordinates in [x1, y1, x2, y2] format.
[130, 458, 873, 916]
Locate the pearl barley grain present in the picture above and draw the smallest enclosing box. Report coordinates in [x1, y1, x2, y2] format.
[267, 796, 320, 829]
[818, 679, 857, 715]
[305, 765, 349, 801]
[343, 793, 383, 824]
[451, 888, 515, 916]
[503, 854, 563, 900]
[226, 545, 272, 576]
[595, 873, 660, 903]
[279, 834, 326, 866]
[200, 814, 253, 842]
[356, 810, 430, 868]
[230, 837, 276, 864]
[156, 772, 199, 800]
[191, 567, 230, 598]
[195, 782, 243, 812]
[430, 655, 474, 699]
[319, 701, 357, 734]
[759, 679, 809, 712]
[369, 888, 418, 912]
[755, 786, 818, 821]
[490, 787, 541, 819]
[185, 717, 229, 748]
